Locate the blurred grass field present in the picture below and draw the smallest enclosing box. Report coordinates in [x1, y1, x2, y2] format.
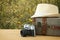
[0, 0, 60, 29]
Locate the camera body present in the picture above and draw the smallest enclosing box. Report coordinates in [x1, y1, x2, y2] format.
[20, 24, 35, 37]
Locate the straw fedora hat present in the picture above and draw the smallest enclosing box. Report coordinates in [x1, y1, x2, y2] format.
[31, 4, 60, 18]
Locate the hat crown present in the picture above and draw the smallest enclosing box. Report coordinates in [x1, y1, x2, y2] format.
[31, 4, 59, 18]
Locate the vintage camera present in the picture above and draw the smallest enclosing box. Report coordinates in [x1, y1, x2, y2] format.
[20, 24, 35, 37]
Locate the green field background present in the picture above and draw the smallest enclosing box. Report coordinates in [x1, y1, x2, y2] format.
[0, 0, 60, 29]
